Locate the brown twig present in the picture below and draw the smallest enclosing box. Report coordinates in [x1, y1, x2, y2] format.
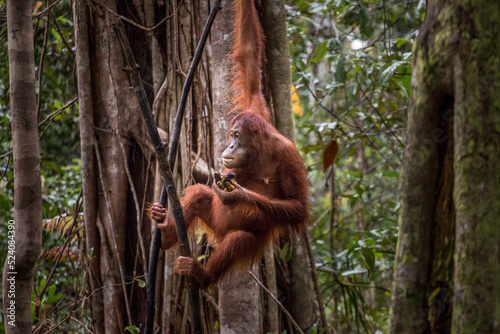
[49, 10, 74, 55]
[36, 0, 63, 17]
[38, 96, 78, 126]
[248, 270, 304, 334]
[37, 5, 50, 120]
[304, 232, 333, 333]
[172, 0, 186, 78]
[38, 97, 78, 140]
[69, 317, 95, 334]
[98, 0, 184, 32]
[0, 154, 11, 182]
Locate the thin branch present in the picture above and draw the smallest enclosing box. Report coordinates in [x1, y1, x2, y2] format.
[356, 75, 405, 149]
[97, 0, 184, 32]
[37, 10, 50, 120]
[294, 65, 401, 170]
[0, 151, 12, 159]
[35, 0, 63, 17]
[203, 291, 219, 314]
[172, 0, 186, 78]
[0, 154, 11, 182]
[38, 96, 78, 126]
[49, 10, 74, 55]
[38, 97, 78, 140]
[152, 75, 170, 119]
[248, 270, 304, 334]
[304, 232, 333, 333]
[69, 317, 95, 334]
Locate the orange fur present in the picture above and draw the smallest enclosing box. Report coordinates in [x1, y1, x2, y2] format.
[157, 0, 309, 289]
[231, 0, 270, 121]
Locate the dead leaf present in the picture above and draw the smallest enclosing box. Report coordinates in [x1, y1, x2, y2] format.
[323, 140, 339, 172]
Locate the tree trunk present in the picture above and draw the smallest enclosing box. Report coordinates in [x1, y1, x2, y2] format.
[390, 0, 500, 333]
[74, 0, 154, 332]
[3, 1, 43, 332]
[262, 0, 295, 141]
[212, 1, 262, 333]
[262, 0, 318, 331]
[73, 1, 105, 332]
[451, 1, 500, 331]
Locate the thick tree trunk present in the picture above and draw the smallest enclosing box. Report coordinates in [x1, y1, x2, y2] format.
[451, 1, 500, 331]
[212, 1, 262, 332]
[390, 0, 500, 333]
[262, 0, 317, 331]
[3, 1, 43, 332]
[390, 1, 454, 332]
[262, 0, 295, 141]
[74, 0, 154, 332]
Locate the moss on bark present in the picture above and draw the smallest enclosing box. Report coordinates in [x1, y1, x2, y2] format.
[390, 0, 500, 333]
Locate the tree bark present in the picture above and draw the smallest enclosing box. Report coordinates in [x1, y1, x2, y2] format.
[73, 1, 105, 333]
[390, 1, 454, 331]
[390, 0, 500, 333]
[150, 0, 215, 331]
[262, 0, 318, 331]
[262, 0, 295, 142]
[264, 248, 280, 334]
[212, 1, 262, 332]
[451, 1, 500, 331]
[3, 1, 43, 332]
[74, 0, 154, 332]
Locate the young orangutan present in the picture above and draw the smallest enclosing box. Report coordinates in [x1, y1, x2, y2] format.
[150, 0, 309, 289]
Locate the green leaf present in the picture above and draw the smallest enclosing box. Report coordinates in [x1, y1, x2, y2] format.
[335, 57, 348, 83]
[348, 196, 358, 209]
[402, 69, 412, 96]
[310, 42, 328, 63]
[279, 242, 292, 262]
[348, 170, 363, 178]
[383, 171, 399, 178]
[341, 268, 368, 276]
[135, 278, 146, 288]
[0, 194, 11, 211]
[42, 160, 61, 172]
[360, 6, 374, 38]
[379, 60, 409, 91]
[361, 248, 375, 272]
[125, 325, 140, 334]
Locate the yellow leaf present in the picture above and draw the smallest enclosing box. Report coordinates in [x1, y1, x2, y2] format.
[291, 85, 303, 117]
[32, 1, 43, 15]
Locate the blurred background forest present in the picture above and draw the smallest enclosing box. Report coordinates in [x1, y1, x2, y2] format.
[0, 0, 424, 332]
